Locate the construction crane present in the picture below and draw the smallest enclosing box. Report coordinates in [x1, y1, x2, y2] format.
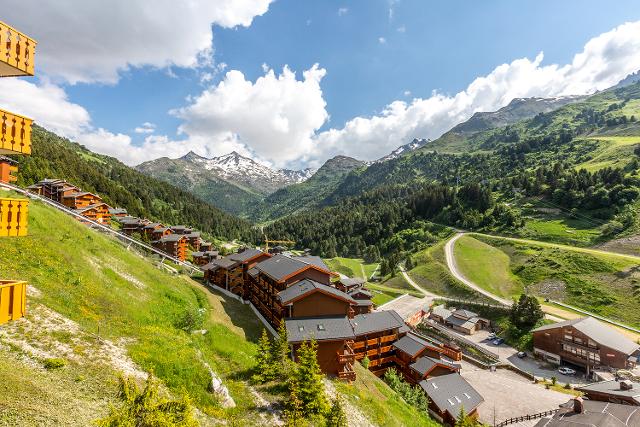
[262, 236, 295, 252]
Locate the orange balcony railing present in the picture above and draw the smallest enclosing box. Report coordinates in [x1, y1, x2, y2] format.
[0, 21, 36, 77]
[0, 280, 27, 324]
[0, 109, 33, 155]
[0, 197, 28, 236]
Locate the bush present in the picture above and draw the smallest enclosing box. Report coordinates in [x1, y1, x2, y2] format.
[43, 358, 66, 370]
[174, 307, 206, 332]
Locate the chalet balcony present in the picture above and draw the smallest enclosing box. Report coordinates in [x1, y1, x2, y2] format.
[0, 109, 33, 155]
[0, 198, 28, 236]
[338, 363, 356, 382]
[0, 280, 27, 324]
[0, 21, 36, 77]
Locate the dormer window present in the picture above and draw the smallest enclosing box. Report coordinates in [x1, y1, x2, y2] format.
[317, 324, 325, 331]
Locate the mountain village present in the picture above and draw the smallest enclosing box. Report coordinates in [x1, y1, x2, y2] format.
[2, 8, 640, 427]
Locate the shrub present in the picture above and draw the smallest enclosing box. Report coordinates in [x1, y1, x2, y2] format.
[174, 307, 206, 332]
[43, 358, 66, 370]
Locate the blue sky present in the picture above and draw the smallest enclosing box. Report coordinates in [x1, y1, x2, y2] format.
[3, 0, 640, 168]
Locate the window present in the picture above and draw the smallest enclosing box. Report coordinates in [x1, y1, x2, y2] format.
[564, 334, 573, 341]
[447, 399, 455, 406]
[464, 393, 471, 399]
[317, 324, 325, 331]
[588, 339, 597, 348]
[432, 383, 438, 389]
[298, 325, 305, 332]
[574, 337, 583, 344]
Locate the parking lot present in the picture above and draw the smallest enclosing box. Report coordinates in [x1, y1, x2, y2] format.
[459, 360, 570, 425]
[447, 329, 587, 385]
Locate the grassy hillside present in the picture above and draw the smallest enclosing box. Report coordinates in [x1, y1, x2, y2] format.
[324, 257, 378, 280]
[473, 235, 640, 328]
[0, 195, 263, 425]
[333, 363, 440, 427]
[12, 126, 256, 241]
[453, 235, 522, 298]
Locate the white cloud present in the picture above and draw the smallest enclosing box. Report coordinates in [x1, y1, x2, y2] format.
[172, 64, 329, 168]
[403, 90, 412, 97]
[310, 20, 640, 164]
[134, 122, 156, 134]
[2, 0, 274, 84]
[338, 7, 349, 16]
[5, 21, 640, 171]
[378, 37, 387, 44]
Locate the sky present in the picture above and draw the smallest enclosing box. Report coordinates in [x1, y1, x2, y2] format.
[2, 0, 640, 169]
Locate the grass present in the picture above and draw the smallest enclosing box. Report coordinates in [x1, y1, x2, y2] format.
[538, 380, 583, 397]
[0, 198, 264, 423]
[453, 235, 523, 298]
[404, 240, 489, 300]
[324, 257, 379, 280]
[575, 136, 640, 172]
[367, 282, 421, 306]
[333, 363, 440, 427]
[474, 235, 640, 328]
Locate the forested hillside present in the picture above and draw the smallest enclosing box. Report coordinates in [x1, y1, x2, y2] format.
[266, 82, 640, 261]
[12, 126, 257, 241]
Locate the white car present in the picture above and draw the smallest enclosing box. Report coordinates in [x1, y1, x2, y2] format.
[558, 367, 576, 375]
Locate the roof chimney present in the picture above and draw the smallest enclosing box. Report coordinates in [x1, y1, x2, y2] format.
[573, 396, 584, 414]
[620, 380, 633, 391]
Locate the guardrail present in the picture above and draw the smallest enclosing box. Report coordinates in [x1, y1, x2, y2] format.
[0, 181, 201, 274]
[422, 319, 500, 361]
[548, 299, 640, 334]
[494, 408, 558, 427]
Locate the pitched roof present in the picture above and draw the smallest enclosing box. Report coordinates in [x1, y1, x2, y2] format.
[431, 305, 452, 318]
[532, 317, 640, 355]
[0, 155, 18, 165]
[191, 252, 204, 257]
[348, 289, 372, 299]
[534, 399, 640, 427]
[575, 380, 640, 402]
[340, 277, 366, 287]
[256, 254, 329, 282]
[108, 208, 127, 215]
[419, 373, 483, 418]
[292, 255, 331, 272]
[229, 248, 265, 263]
[350, 310, 405, 336]
[157, 234, 187, 243]
[286, 316, 355, 343]
[277, 279, 356, 305]
[392, 333, 432, 357]
[144, 222, 163, 229]
[74, 203, 110, 213]
[452, 309, 478, 319]
[410, 356, 459, 377]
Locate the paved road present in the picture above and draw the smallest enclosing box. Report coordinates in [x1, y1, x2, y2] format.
[443, 233, 512, 306]
[444, 233, 567, 322]
[399, 265, 440, 298]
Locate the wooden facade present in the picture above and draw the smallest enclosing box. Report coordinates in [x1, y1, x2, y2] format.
[0, 280, 27, 325]
[0, 156, 18, 183]
[0, 197, 28, 236]
[62, 192, 103, 210]
[533, 317, 640, 375]
[75, 203, 112, 225]
[153, 235, 188, 261]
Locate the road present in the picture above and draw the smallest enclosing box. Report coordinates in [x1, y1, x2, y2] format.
[399, 265, 440, 298]
[443, 233, 512, 306]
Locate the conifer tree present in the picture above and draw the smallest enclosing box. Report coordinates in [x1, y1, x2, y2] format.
[253, 329, 274, 383]
[292, 340, 329, 416]
[325, 397, 348, 427]
[455, 406, 480, 427]
[272, 320, 292, 379]
[284, 376, 307, 427]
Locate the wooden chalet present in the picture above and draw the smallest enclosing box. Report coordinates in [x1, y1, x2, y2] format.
[119, 217, 147, 236]
[151, 227, 172, 241]
[185, 232, 201, 250]
[204, 248, 272, 299]
[142, 222, 164, 239]
[192, 250, 219, 266]
[0, 156, 18, 183]
[62, 191, 103, 210]
[430, 305, 489, 335]
[153, 234, 188, 261]
[532, 317, 640, 375]
[108, 207, 128, 218]
[574, 380, 640, 406]
[170, 225, 192, 235]
[418, 373, 483, 426]
[27, 179, 81, 203]
[74, 203, 111, 225]
[393, 333, 460, 384]
[200, 241, 213, 252]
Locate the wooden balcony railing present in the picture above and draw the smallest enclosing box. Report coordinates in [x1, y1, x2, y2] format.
[0, 280, 27, 324]
[0, 197, 28, 236]
[0, 109, 33, 155]
[338, 363, 356, 382]
[0, 21, 36, 77]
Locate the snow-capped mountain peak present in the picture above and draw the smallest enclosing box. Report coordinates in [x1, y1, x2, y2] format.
[375, 138, 430, 163]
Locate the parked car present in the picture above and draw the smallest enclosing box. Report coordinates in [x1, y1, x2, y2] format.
[487, 332, 497, 340]
[516, 351, 527, 358]
[492, 338, 504, 345]
[558, 367, 576, 375]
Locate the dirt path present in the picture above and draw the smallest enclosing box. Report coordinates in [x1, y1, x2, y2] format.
[398, 266, 434, 297]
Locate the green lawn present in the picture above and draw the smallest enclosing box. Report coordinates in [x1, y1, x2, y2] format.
[0, 198, 263, 424]
[324, 257, 379, 280]
[453, 235, 523, 298]
[404, 240, 489, 301]
[521, 218, 602, 246]
[474, 235, 640, 328]
[367, 282, 422, 306]
[334, 363, 440, 427]
[575, 136, 640, 172]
